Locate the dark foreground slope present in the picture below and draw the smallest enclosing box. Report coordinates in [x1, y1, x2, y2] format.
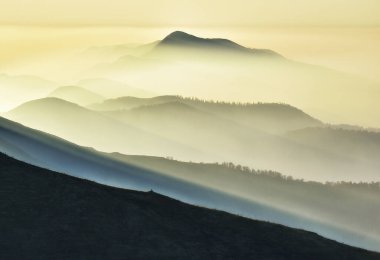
[0, 153, 378, 260]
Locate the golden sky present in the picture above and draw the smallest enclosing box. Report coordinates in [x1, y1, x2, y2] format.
[1, 0, 380, 27]
[1, 0, 380, 84]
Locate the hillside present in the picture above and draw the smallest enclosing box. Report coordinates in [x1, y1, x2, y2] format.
[286, 127, 380, 162]
[4, 98, 197, 158]
[90, 96, 322, 133]
[48, 85, 105, 106]
[6, 97, 380, 182]
[108, 153, 380, 250]
[0, 152, 378, 259]
[89, 96, 180, 111]
[1, 116, 380, 250]
[90, 96, 380, 182]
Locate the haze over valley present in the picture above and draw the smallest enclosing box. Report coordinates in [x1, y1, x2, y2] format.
[1, 1, 380, 258]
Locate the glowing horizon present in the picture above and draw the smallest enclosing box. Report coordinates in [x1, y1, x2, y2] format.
[1, 0, 380, 27]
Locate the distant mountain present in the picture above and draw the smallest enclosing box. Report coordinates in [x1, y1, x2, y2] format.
[4, 98, 198, 158]
[286, 127, 380, 162]
[89, 96, 180, 111]
[150, 31, 282, 58]
[1, 116, 380, 250]
[0, 73, 57, 112]
[90, 95, 322, 133]
[77, 78, 156, 99]
[87, 95, 380, 182]
[48, 85, 105, 106]
[81, 31, 380, 128]
[81, 41, 158, 62]
[330, 124, 380, 133]
[1, 153, 378, 259]
[7, 96, 380, 182]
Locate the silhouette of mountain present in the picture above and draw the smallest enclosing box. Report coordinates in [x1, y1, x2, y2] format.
[1, 152, 379, 259]
[1, 115, 380, 250]
[90, 95, 322, 133]
[48, 85, 105, 106]
[7, 96, 379, 182]
[153, 31, 283, 58]
[90, 96, 380, 182]
[109, 152, 380, 251]
[89, 95, 180, 111]
[82, 32, 380, 128]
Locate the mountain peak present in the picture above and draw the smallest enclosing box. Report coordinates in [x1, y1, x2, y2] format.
[155, 31, 282, 58]
[161, 31, 214, 47]
[164, 31, 196, 41]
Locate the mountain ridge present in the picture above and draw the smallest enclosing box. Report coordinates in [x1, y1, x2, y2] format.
[48, 85, 105, 106]
[1, 115, 380, 250]
[4, 97, 199, 158]
[151, 31, 283, 58]
[1, 152, 379, 259]
[82, 32, 380, 128]
[90, 95, 322, 133]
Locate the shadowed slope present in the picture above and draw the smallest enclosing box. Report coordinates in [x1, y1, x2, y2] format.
[110, 153, 380, 250]
[6, 96, 380, 181]
[1, 153, 379, 259]
[0, 116, 380, 250]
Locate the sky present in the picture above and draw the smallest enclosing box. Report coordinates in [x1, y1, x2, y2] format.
[1, 0, 380, 27]
[0, 0, 379, 82]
